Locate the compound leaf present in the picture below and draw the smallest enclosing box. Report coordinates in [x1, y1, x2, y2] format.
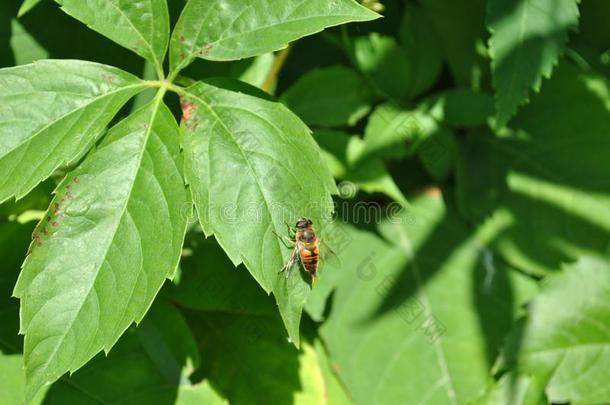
[180, 79, 336, 346]
[0, 60, 147, 204]
[487, 0, 580, 126]
[170, 0, 379, 73]
[14, 97, 188, 400]
[55, 0, 169, 72]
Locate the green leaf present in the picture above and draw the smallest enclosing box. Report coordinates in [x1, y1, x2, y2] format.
[503, 256, 610, 404]
[280, 66, 375, 127]
[167, 232, 276, 316]
[43, 300, 222, 404]
[13, 97, 188, 400]
[0, 353, 47, 404]
[362, 102, 438, 160]
[54, 0, 170, 73]
[476, 371, 546, 405]
[417, 128, 457, 182]
[320, 194, 538, 404]
[398, 4, 443, 98]
[185, 310, 337, 404]
[353, 33, 411, 100]
[180, 79, 336, 346]
[487, 0, 580, 126]
[9, 18, 49, 65]
[0, 60, 147, 204]
[17, 0, 44, 18]
[420, 0, 487, 86]
[169, 0, 379, 73]
[456, 63, 610, 275]
[0, 221, 34, 354]
[425, 89, 494, 128]
[314, 130, 408, 207]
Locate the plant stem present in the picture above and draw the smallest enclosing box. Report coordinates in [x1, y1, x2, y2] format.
[261, 46, 292, 93]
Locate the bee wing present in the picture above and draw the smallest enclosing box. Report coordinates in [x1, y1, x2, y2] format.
[320, 238, 342, 268]
[280, 245, 300, 276]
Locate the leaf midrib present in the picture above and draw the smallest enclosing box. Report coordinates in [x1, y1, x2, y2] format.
[0, 83, 146, 162]
[183, 88, 281, 289]
[392, 221, 459, 405]
[26, 92, 165, 390]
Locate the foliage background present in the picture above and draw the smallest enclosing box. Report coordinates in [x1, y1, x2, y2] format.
[1, 0, 610, 404]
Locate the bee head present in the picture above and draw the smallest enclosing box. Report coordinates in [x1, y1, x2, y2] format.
[295, 217, 313, 229]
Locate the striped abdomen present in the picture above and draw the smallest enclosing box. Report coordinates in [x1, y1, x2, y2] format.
[299, 240, 319, 275]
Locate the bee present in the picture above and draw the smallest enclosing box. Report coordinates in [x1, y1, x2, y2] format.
[276, 217, 333, 287]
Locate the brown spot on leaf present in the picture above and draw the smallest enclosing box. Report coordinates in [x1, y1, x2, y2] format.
[199, 43, 213, 57]
[180, 97, 196, 122]
[180, 35, 186, 43]
[73, 176, 80, 183]
[52, 221, 59, 228]
[41, 228, 48, 236]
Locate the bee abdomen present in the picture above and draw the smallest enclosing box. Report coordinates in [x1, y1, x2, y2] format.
[300, 248, 319, 273]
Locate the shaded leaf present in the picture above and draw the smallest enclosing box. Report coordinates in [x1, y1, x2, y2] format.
[420, 0, 487, 86]
[457, 63, 610, 275]
[314, 130, 408, 207]
[43, 301, 218, 404]
[0, 60, 147, 203]
[180, 79, 336, 346]
[320, 194, 538, 404]
[55, 0, 169, 72]
[281, 66, 375, 127]
[398, 4, 443, 98]
[425, 89, 494, 128]
[503, 256, 610, 404]
[353, 33, 411, 99]
[170, 0, 379, 73]
[0, 221, 35, 354]
[487, 0, 580, 126]
[14, 98, 188, 400]
[167, 232, 276, 316]
[185, 310, 336, 405]
[417, 128, 457, 182]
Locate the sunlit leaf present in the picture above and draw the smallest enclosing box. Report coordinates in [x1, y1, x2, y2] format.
[0, 60, 147, 203]
[180, 79, 336, 346]
[17, 0, 44, 18]
[14, 97, 188, 400]
[502, 256, 610, 404]
[55, 0, 169, 72]
[170, 0, 379, 73]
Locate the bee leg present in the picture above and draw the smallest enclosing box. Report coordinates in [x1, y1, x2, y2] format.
[283, 220, 296, 236]
[272, 230, 294, 249]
